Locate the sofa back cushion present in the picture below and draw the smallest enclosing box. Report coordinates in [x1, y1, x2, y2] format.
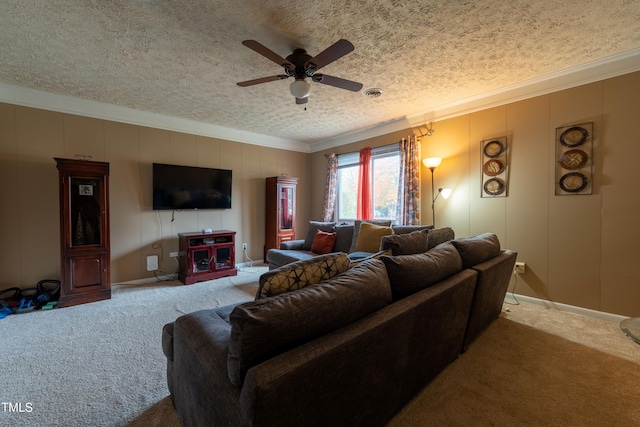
[228, 259, 392, 386]
[381, 242, 463, 300]
[426, 227, 456, 249]
[450, 233, 501, 269]
[256, 252, 350, 299]
[380, 229, 430, 255]
[333, 224, 354, 253]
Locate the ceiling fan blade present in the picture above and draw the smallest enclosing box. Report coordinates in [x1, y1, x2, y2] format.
[296, 97, 308, 105]
[242, 40, 294, 69]
[312, 74, 363, 92]
[237, 75, 289, 87]
[304, 39, 354, 71]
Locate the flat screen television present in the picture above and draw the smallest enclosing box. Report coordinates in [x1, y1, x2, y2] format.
[152, 163, 232, 210]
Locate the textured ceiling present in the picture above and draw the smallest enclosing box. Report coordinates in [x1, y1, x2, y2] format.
[1, 0, 640, 149]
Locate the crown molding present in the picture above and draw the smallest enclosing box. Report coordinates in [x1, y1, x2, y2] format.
[0, 83, 309, 153]
[309, 48, 640, 153]
[2, 48, 639, 154]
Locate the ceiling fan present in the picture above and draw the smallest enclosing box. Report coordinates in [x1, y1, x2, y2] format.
[237, 39, 363, 104]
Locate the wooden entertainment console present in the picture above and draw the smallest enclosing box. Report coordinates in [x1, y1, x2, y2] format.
[178, 231, 237, 285]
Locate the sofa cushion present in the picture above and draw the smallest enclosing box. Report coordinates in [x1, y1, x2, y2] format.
[333, 224, 354, 253]
[426, 227, 456, 249]
[355, 222, 394, 252]
[256, 252, 350, 299]
[302, 221, 336, 250]
[228, 259, 392, 386]
[265, 249, 317, 268]
[381, 242, 463, 300]
[391, 224, 433, 235]
[349, 249, 392, 268]
[349, 220, 392, 252]
[310, 230, 336, 254]
[380, 229, 430, 255]
[451, 233, 501, 269]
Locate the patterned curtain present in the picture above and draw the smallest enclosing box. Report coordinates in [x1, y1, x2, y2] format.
[357, 147, 372, 220]
[396, 136, 421, 225]
[321, 153, 338, 222]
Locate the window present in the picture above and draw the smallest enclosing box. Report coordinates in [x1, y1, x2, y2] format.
[337, 144, 400, 222]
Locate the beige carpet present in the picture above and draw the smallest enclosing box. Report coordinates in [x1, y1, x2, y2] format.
[1, 268, 638, 427]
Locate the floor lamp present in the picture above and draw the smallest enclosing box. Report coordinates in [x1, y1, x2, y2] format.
[423, 157, 451, 227]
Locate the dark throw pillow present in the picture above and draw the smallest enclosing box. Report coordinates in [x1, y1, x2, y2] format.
[450, 233, 501, 268]
[380, 229, 430, 255]
[381, 242, 463, 300]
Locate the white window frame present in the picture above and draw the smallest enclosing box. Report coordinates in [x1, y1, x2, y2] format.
[336, 143, 400, 223]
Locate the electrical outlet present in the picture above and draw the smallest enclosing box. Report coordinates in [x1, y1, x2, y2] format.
[515, 262, 525, 274]
[242, 243, 248, 250]
[146, 255, 159, 271]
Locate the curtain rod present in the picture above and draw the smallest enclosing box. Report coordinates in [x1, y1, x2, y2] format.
[324, 141, 402, 158]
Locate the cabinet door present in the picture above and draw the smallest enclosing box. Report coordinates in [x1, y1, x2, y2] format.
[279, 184, 295, 231]
[68, 176, 105, 248]
[190, 247, 213, 273]
[64, 253, 108, 294]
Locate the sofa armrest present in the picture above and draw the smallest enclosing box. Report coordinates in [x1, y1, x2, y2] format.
[279, 239, 304, 250]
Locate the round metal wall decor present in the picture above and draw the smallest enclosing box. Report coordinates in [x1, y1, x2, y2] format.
[558, 149, 588, 170]
[483, 140, 505, 158]
[560, 126, 588, 147]
[483, 159, 505, 176]
[559, 172, 588, 193]
[483, 177, 505, 196]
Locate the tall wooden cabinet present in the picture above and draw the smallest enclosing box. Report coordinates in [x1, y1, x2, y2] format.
[55, 158, 111, 307]
[265, 176, 298, 259]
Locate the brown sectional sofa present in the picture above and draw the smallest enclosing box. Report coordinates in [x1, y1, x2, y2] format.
[162, 232, 517, 427]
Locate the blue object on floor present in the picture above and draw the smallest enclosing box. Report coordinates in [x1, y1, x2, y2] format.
[0, 307, 12, 319]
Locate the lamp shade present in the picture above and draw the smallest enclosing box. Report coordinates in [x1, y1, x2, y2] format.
[441, 188, 452, 199]
[423, 157, 442, 169]
[290, 79, 311, 98]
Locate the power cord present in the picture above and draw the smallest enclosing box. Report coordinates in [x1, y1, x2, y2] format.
[243, 247, 254, 268]
[504, 269, 520, 306]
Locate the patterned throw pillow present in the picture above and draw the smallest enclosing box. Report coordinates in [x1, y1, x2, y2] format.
[255, 252, 350, 299]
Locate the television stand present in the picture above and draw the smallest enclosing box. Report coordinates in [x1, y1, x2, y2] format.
[178, 231, 237, 285]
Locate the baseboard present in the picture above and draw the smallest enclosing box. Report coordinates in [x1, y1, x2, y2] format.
[112, 260, 266, 287]
[505, 294, 628, 323]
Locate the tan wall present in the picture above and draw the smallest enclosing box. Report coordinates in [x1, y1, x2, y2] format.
[0, 104, 311, 288]
[310, 71, 640, 317]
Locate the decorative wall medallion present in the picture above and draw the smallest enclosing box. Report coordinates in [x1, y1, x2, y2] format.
[481, 136, 508, 198]
[483, 178, 505, 196]
[558, 149, 588, 170]
[559, 126, 588, 147]
[483, 159, 505, 176]
[483, 140, 504, 157]
[559, 172, 588, 193]
[555, 122, 593, 195]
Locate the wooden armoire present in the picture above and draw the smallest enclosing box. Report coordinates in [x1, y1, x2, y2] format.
[55, 158, 111, 307]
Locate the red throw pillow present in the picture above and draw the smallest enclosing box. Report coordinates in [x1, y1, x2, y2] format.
[310, 230, 337, 254]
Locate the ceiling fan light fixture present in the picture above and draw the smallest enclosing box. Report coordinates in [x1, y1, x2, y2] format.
[290, 79, 311, 98]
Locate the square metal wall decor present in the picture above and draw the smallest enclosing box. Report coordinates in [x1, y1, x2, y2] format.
[481, 136, 508, 198]
[555, 122, 593, 195]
